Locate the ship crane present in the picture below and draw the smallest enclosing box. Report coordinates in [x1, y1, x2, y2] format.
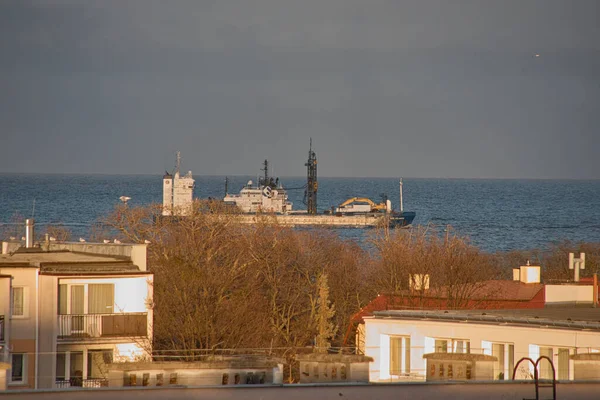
[335, 197, 390, 213]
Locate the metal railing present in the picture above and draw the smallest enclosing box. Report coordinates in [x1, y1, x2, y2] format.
[57, 313, 147, 339]
[56, 378, 109, 388]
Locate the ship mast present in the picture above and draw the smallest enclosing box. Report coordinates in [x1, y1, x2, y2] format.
[399, 178, 404, 213]
[175, 151, 181, 178]
[260, 160, 269, 186]
[305, 139, 318, 215]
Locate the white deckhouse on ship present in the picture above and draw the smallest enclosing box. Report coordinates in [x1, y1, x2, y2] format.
[223, 160, 293, 214]
[162, 151, 195, 216]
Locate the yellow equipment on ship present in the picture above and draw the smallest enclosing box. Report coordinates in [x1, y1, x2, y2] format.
[335, 197, 392, 214]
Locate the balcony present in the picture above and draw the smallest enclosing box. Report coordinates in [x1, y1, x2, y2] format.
[58, 313, 147, 339]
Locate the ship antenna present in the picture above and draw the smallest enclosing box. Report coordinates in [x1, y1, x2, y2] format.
[261, 159, 269, 186]
[399, 179, 404, 213]
[304, 138, 318, 215]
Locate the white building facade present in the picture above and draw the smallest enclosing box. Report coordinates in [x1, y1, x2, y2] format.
[364, 308, 600, 383]
[0, 241, 153, 390]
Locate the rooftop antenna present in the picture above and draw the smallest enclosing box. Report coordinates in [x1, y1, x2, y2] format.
[31, 198, 36, 219]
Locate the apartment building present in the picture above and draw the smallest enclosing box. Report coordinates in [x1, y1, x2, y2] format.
[0, 238, 153, 390]
[362, 264, 600, 383]
[364, 307, 600, 382]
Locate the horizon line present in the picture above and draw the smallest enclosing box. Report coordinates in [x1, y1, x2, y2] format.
[0, 171, 599, 181]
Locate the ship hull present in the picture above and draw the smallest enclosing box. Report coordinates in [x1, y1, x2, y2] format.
[235, 212, 415, 228]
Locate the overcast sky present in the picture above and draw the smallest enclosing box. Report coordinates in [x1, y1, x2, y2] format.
[1, 0, 599, 178]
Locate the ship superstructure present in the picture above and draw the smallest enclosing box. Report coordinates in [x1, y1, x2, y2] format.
[162, 151, 195, 216]
[223, 160, 293, 213]
[161, 144, 415, 228]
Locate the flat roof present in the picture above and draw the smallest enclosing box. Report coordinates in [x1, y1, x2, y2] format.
[371, 308, 600, 332]
[0, 251, 125, 264]
[0, 250, 141, 273]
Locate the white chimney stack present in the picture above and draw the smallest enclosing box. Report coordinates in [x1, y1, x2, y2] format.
[25, 219, 35, 248]
[569, 252, 585, 282]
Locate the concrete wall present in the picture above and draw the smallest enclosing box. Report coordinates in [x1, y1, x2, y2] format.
[47, 243, 147, 272]
[0, 268, 38, 389]
[298, 355, 372, 383]
[0, 277, 11, 363]
[107, 362, 283, 387]
[1, 242, 147, 272]
[0, 362, 9, 391]
[546, 285, 593, 304]
[38, 275, 58, 389]
[2, 382, 600, 400]
[364, 317, 600, 382]
[571, 354, 600, 380]
[0, 268, 38, 343]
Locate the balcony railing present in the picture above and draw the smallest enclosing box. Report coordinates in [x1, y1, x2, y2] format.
[58, 313, 147, 339]
[56, 378, 109, 388]
[0, 315, 4, 341]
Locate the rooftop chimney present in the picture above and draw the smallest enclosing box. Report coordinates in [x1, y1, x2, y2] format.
[519, 263, 540, 284]
[25, 219, 35, 248]
[569, 252, 585, 282]
[512, 269, 520, 281]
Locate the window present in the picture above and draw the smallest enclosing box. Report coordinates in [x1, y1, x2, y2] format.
[539, 347, 553, 379]
[11, 287, 26, 317]
[70, 351, 84, 387]
[492, 343, 505, 380]
[88, 350, 113, 379]
[434, 338, 469, 354]
[10, 353, 26, 384]
[390, 336, 411, 375]
[453, 339, 470, 354]
[557, 348, 570, 380]
[435, 339, 448, 353]
[58, 283, 114, 314]
[88, 284, 114, 314]
[56, 353, 66, 381]
[483, 341, 514, 380]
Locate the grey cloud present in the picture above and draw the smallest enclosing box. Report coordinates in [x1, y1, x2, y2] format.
[0, 0, 599, 178]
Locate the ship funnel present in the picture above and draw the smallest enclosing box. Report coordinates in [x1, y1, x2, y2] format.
[25, 219, 35, 248]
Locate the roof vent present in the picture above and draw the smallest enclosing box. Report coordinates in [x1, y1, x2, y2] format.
[519, 264, 540, 284]
[25, 219, 35, 248]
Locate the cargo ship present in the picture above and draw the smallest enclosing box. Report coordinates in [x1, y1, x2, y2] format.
[163, 144, 415, 228]
[222, 143, 415, 228]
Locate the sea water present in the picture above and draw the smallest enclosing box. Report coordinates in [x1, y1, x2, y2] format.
[1, 174, 599, 253]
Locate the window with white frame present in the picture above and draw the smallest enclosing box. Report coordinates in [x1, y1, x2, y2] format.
[58, 283, 114, 314]
[530, 345, 572, 380]
[11, 287, 27, 317]
[390, 336, 411, 375]
[557, 347, 571, 380]
[539, 346, 554, 379]
[482, 341, 514, 380]
[10, 353, 26, 384]
[431, 338, 470, 354]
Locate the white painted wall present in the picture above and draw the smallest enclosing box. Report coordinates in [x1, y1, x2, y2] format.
[364, 317, 600, 382]
[546, 285, 593, 304]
